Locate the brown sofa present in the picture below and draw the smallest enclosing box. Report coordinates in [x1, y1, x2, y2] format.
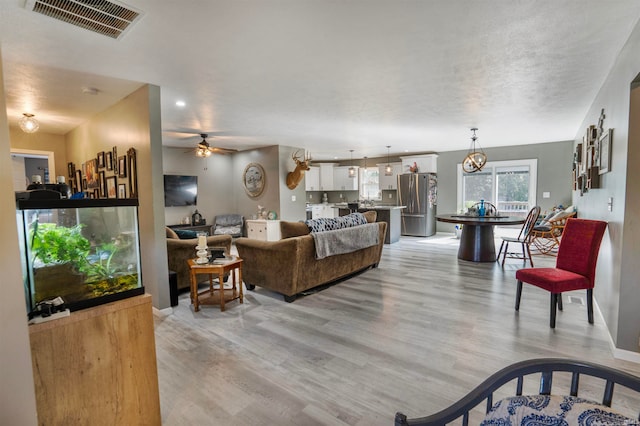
[166, 227, 232, 290]
[235, 211, 386, 302]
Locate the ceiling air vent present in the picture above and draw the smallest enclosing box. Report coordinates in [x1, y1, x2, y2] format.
[24, 0, 143, 40]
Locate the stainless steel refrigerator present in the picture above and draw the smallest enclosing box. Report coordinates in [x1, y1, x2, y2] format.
[398, 173, 437, 237]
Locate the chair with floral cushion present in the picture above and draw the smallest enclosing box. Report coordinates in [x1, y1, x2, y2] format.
[394, 358, 640, 426]
[530, 207, 577, 255]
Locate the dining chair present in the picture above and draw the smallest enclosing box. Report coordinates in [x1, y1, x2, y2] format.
[515, 218, 607, 328]
[496, 206, 540, 267]
[470, 201, 497, 216]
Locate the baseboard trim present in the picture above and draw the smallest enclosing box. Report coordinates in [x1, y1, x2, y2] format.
[152, 306, 174, 317]
[595, 299, 640, 364]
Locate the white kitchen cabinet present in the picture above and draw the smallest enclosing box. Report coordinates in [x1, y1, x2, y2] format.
[333, 166, 359, 190]
[246, 219, 281, 241]
[377, 163, 402, 190]
[318, 163, 336, 190]
[310, 204, 337, 219]
[400, 154, 438, 173]
[305, 166, 320, 191]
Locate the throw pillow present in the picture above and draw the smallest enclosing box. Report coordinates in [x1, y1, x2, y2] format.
[305, 213, 368, 233]
[174, 229, 199, 239]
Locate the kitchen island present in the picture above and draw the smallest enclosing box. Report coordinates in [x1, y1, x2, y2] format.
[336, 204, 405, 244]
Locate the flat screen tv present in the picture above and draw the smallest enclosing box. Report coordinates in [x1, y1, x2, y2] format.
[164, 175, 197, 207]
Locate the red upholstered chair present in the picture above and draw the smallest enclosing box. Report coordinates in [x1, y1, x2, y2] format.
[515, 218, 607, 328]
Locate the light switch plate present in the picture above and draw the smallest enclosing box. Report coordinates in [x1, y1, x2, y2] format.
[291, 195, 296, 202]
[543, 192, 550, 198]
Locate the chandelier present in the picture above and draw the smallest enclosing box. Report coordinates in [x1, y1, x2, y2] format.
[462, 128, 487, 173]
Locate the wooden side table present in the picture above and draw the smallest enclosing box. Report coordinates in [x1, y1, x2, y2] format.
[187, 257, 243, 312]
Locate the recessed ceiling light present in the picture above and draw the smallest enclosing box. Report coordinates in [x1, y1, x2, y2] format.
[175, 100, 186, 107]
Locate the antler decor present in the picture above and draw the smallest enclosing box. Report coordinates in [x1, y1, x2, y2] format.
[286, 150, 311, 190]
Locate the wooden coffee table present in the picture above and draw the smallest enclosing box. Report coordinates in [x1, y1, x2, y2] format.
[187, 257, 243, 312]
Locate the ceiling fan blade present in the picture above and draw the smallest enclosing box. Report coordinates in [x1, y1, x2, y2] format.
[208, 146, 238, 154]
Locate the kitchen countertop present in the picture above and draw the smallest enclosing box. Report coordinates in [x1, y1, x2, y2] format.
[332, 204, 406, 210]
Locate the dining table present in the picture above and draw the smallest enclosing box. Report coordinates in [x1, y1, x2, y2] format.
[436, 214, 526, 262]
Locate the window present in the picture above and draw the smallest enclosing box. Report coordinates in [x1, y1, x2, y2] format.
[457, 159, 537, 216]
[360, 167, 380, 200]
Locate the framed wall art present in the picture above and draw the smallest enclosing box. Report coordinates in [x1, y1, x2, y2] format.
[243, 162, 265, 197]
[84, 159, 99, 189]
[98, 171, 106, 198]
[97, 151, 105, 169]
[67, 162, 75, 178]
[105, 151, 113, 171]
[112, 146, 118, 174]
[118, 184, 127, 199]
[599, 128, 613, 174]
[127, 148, 137, 198]
[118, 155, 127, 178]
[74, 170, 82, 194]
[106, 176, 117, 198]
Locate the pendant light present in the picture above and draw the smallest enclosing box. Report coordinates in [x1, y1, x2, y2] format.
[348, 149, 356, 178]
[384, 145, 393, 176]
[462, 128, 487, 173]
[19, 113, 40, 133]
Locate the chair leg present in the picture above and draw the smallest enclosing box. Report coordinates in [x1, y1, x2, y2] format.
[501, 241, 509, 267]
[550, 293, 557, 328]
[525, 242, 534, 267]
[496, 240, 505, 262]
[515, 280, 523, 311]
[587, 288, 594, 324]
[557, 293, 563, 311]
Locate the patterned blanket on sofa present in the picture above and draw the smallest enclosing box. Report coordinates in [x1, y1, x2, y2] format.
[311, 222, 379, 259]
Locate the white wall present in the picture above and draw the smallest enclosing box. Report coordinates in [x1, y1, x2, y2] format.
[0, 46, 38, 426]
[162, 147, 235, 226]
[573, 18, 640, 353]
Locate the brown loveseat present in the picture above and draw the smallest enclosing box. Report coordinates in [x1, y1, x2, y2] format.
[235, 211, 386, 302]
[166, 227, 232, 290]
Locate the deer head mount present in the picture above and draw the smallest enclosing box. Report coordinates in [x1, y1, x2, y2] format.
[286, 150, 311, 190]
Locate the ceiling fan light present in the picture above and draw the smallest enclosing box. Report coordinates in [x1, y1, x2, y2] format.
[19, 113, 39, 133]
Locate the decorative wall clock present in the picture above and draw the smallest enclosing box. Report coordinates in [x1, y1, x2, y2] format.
[243, 163, 265, 197]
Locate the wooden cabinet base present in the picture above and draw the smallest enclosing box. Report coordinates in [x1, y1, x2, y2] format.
[29, 294, 161, 425]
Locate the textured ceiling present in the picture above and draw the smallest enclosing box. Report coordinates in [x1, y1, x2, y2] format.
[1, 1, 640, 160]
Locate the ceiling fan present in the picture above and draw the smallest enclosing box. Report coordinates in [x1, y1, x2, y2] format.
[189, 133, 237, 157]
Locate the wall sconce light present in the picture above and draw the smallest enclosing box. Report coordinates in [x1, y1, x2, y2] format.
[462, 127, 487, 173]
[19, 113, 40, 133]
[348, 149, 356, 178]
[385, 145, 393, 176]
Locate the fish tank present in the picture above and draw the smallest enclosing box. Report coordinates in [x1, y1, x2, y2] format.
[16, 198, 144, 316]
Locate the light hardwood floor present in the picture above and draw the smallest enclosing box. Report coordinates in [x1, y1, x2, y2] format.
[154, 233, 640, 425]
